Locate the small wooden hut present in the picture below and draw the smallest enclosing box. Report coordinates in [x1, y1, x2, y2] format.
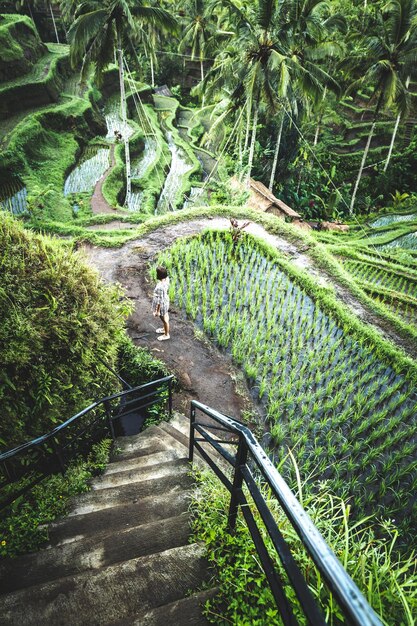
[248, 180, 310, 229]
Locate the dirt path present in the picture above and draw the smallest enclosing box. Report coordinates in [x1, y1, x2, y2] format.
[82, 218, 415, 420]
[91, 145, 119, 215]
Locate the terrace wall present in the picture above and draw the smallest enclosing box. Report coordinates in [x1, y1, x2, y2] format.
[0, 14, 46, 82]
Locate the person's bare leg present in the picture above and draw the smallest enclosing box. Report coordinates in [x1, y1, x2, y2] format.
[163, 318, 170, 336]
[158, 314, 170, 340]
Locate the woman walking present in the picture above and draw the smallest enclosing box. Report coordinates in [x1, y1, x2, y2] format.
[152, 266, 170, 341]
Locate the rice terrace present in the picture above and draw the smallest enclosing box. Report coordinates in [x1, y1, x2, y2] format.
[0, 1, 417, 625]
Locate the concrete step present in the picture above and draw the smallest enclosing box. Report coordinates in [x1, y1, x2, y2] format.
[169, 412, 191, 438]
[112, 437, 169, 460]
[67, 467, 192, 516]
[114, 425, 186, 462]
[0, 514, 190, 594]
[47, 490, 190, 547]
[90, 457, 188, 490]
[105, 448, 183, 475]
[158, 421, 189, 451]
[109, 588, 219, 625]
[0, 543, 211, 626]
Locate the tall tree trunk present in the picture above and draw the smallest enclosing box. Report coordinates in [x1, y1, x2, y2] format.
[383, 113, 401, 173]
[239, 102, 252, 182]
[243, 100, 251, 153]
[313, 87, 326, 146]
[384, 76, 410, 172]
[247, 105, 259, 184]
[238, 118, 243, 171]
[48, 2, 60, 44]
[26, 0, 35, 22]
[350, 91, 384, 214]
[150, 56, 155, 88]
[200, 59, 205, 106]
[313, 122, 320, 146]
[349, 121, 376, 214]
[269, 115, 284, 191]
[117, 28, 131, 204]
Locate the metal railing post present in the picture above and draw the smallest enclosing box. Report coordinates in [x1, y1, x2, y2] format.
[168, 378, 173, 417]
[189, 403, 196, 462]
[104, 400, 115, 439]
[227, 434, 248, 531]
[51, 438, 66, 475]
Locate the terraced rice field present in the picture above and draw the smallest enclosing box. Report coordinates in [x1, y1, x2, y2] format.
[156, 131, 193, 213]
[342, 260, 417, 297]
[104, 97, 135, 140]
[126, 190, 144, 212]
[338, 252, 417, 326]
[64, 147, 110, 195]
[378, 232, 417, 251]
[158, 230, 417, 535]
[131, 138, 158, 179]
[371, 213, 417, 227]
[0, 179, 27, 215]
[183, 186, 208, 209]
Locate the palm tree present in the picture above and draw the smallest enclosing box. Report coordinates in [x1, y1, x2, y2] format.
[382, 0, 417, 171]
[204, 0, 341, 186]
[68, 0, 176, 204]
[347, 0, 417, 212]
[178, 0, 213, 84]
[203, 0, 284, 181]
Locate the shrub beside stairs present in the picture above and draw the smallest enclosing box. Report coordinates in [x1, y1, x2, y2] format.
[0, 414, 217, 625]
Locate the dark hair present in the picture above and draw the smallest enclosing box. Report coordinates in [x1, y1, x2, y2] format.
[156, 266, 168, 280]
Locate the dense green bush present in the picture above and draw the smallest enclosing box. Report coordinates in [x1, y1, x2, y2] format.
[116, 333, 170, 388]
[0, 49, 70, 120]
[0, 214, 131, 447]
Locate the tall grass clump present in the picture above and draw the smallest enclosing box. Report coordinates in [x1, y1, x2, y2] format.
[191, 468, 417, 626]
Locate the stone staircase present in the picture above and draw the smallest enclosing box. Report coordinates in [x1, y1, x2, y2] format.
[0, 415, 217, 625]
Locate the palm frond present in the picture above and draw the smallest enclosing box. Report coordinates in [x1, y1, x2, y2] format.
[258, 0, 276, 32]
[131, 5, 178, 33]
[68, 9, 108, 67]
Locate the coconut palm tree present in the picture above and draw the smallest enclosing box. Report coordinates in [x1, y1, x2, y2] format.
[67, 0, 176, 204]
[178, 0, 213, 84]
[382, 0, 417, 171]
[204, 0, 341, 185]
[347, 0, 417, 212]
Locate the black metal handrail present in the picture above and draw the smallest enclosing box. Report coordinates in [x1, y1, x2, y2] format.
[0, 375, 174, 511]
[189, 400, 383, 626]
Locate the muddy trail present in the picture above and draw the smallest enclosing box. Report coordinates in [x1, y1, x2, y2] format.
[83, 217, 415, 421]
[91, 145, 121, 215]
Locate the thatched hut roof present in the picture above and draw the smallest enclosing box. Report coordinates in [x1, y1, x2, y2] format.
[248, 180, 301, 219]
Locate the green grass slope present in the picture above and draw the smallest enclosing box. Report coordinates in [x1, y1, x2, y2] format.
[0, 14, 46, 82]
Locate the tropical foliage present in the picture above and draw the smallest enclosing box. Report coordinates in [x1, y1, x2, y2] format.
[0, 214, 130, 446]
[1, 3, 417, 620]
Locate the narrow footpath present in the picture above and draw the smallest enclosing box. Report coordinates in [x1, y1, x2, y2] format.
[91, 144, 120, 215]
